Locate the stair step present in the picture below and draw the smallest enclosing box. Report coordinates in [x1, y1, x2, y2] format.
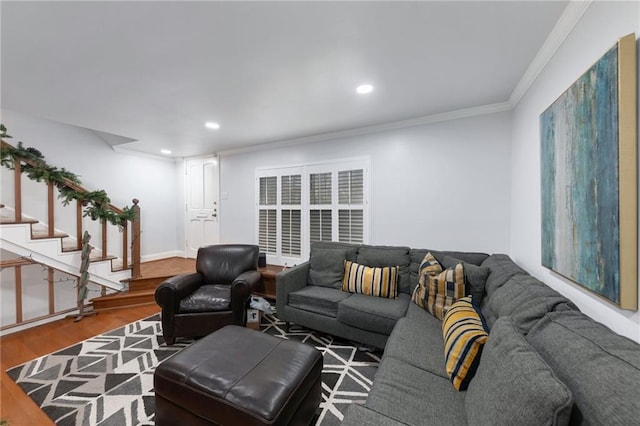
[91, 289, 156, 310]
[0, 217, 39, 225]
[90, 254, 117, 262]
[31, 230, 68, 239]
[126, 275, 173, 291]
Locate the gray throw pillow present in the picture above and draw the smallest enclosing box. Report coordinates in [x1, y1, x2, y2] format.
[465, 317, 573, 426]
[308, 248, 349, 288]
[441, 255, 490, 304]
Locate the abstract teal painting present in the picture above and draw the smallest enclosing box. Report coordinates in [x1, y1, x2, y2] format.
[540, 34, 637, 309]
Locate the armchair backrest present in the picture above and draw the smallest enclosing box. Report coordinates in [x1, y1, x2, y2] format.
[196, 244, 259, 284]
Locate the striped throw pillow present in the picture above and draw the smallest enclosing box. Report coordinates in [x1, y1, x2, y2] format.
[426, 262, 466, 320]
[342, 260, 398, 298]
[442, 296, 489, 391]
[411, 252, 443, 308]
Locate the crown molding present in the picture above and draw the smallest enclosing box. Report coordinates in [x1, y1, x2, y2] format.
[508, 0, 592, 107]
[218, 101, 511, 157]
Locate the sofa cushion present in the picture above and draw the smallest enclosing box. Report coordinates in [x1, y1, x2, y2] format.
[441, 255, 490, 304]
[357, 246, 411, 294]
[481, 275, 578, 331]
[466, 317, 573, 426]
[288, 286, 351, 318]
[384, 305, 448, 378]
[442, 296, 489, 391]
[342, 261, 398, 299]
[308, 248, 351, 288]
[480, 254, 528, 298]
[367, 357, 467, 426]
[337, 293, 410, 335]
[527, 311, 640, 425]
[425, 263, 466, 320]
[179, 285, 231, 313]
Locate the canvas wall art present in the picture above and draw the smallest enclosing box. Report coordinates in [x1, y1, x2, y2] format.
[540, 33, 637, 310]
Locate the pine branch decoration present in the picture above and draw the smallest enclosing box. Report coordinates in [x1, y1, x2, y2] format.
[0, 125, 136, 226]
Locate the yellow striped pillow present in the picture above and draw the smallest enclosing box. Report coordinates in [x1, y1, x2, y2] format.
[342, 260, 398, 298]
[442, 296, 489, 391]
[426, 262, 466, 320]
[411, 252, 443, 308]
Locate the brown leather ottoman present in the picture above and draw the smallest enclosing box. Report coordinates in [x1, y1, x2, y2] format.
[154, 325, 323, 425]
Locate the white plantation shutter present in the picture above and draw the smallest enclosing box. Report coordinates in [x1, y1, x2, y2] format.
[338, 169, 364, 243]
[257, 159, 368, 263]
[281, 174, 301, 256]
[310, 209, 332, 243]
[258, 176, 277, 253]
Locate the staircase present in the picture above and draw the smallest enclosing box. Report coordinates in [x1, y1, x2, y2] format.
[1, 136, 143, 331]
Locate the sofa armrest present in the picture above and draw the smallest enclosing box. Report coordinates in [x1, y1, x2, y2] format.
[342, 404, 407, 426]
[231, 270, 262, 325]
[275, 262, 310, 316]
[155, 273, 203, 309]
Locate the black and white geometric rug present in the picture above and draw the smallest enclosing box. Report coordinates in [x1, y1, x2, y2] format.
[6, 313, 382, 426]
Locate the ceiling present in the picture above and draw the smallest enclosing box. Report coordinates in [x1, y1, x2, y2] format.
[1, 1, 568, 158]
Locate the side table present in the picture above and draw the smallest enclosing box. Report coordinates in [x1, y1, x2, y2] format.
[255, 264, 284, 300]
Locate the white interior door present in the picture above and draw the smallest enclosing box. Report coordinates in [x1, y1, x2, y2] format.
[185, 157, 219, 258]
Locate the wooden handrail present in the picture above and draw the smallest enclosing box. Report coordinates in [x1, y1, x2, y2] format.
[2, 140, 125, 214]
[1, 139, 142, 281]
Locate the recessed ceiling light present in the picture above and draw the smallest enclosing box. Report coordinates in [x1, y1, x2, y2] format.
[160, 149, 172, 155]
[356, 84, 374, 94]
[205, 121, 220, 130]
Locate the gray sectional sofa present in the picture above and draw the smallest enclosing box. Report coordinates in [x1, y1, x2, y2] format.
[276, 242, 640, 425]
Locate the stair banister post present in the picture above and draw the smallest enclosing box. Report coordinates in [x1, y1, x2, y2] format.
[131, 199, 141, 278]
[14, 160, 22, 222]
[48, 181, 55, 237]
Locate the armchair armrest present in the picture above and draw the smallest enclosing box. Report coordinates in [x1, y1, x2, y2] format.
[230, 270, 262, 325]
[155, 273, 203, 309]
[275, 262, 310, 317]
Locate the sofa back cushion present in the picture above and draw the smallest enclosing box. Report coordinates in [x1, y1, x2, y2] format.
[480, 254, 528, 298]
[527, 311, 640, 425]
[357, 245, 411, 294]
[308, 242, 358, 288]
[481, 275, 578, 331]
[465, 317, 573, 426]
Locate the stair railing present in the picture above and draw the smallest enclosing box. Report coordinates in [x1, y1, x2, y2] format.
[0, 256, 110, 332]
[1, 140, 141, 278]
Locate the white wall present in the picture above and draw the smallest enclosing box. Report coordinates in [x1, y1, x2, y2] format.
[220, 111, 512, 254]
[0, 109, 182, 259]
[510, 1, 640, 342]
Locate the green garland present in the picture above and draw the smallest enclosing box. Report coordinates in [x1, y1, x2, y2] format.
[0, 124, 136, 226]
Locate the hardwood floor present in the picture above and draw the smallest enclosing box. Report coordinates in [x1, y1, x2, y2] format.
[0, 304, 160, 425]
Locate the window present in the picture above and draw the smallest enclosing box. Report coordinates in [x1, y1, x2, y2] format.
[256, 159, 369, 264]
[258, 177, 277, 253]
[338, 169, 364, 243]
[280, 174, 301, 256]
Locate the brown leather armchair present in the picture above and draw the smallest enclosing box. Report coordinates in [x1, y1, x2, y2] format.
[155, 244, 261, 345]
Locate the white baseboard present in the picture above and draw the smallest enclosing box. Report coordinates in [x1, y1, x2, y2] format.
[141, 250, 185, 262]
